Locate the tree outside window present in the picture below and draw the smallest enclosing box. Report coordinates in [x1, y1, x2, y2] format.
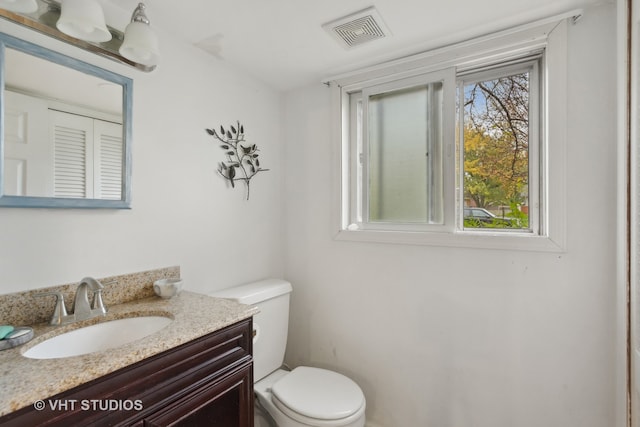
[461, 68, 533, 230]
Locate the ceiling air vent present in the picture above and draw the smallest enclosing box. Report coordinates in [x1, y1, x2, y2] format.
[323, 7, 391, 49]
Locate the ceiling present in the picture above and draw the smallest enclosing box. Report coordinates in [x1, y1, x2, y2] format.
[105, 0, 604, 92]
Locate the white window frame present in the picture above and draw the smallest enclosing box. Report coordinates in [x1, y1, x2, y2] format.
[330, 13, 573, 252]
[456, 57, 542, 234]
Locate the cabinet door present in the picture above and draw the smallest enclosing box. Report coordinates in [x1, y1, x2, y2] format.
[142, 362, 254, 427]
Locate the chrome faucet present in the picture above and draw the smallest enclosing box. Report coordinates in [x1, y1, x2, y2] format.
[72, 277, 107, 321]
[36, 277, 110, 326]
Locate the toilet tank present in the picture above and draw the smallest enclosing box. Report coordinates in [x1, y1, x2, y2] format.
[211, 279, 292, 382]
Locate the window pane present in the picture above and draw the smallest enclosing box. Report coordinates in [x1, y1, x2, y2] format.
[367, 82, 443, 223]
[462, 71, 530, 230]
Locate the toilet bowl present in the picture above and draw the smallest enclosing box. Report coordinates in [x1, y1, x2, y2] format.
[256, 368, 365, 427]
[211, 279, 366, 427]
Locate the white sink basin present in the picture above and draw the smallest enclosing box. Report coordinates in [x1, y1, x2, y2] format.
[23, 316, 173, 359]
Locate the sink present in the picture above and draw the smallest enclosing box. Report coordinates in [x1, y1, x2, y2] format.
[22, 316, 173, 359]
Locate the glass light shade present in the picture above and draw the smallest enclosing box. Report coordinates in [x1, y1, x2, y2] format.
[0, 0, 38, 14]
[56, 0, 112, 43]
[119, 21, 159, 66]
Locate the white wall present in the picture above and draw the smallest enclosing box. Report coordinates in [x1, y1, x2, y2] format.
[0, 20, 285, 294]
[284, 4, 620, 427]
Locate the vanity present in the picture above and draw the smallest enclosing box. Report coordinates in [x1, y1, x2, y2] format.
[0, 290, 258, 427]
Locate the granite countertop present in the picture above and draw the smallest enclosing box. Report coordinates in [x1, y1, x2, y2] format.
[0, 291, 258, 416]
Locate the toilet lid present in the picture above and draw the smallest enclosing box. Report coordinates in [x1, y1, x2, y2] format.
[271, 367, 365, 421]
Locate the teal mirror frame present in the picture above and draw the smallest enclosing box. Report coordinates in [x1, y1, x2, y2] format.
[0, 32, 132, 208]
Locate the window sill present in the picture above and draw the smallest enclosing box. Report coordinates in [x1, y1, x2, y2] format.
[334, 228, 565, 252]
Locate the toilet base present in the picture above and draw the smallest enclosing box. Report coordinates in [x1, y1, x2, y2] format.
[255, 400, 276, 427]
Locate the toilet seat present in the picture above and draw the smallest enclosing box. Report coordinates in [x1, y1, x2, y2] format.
[271, 367, 365, 426]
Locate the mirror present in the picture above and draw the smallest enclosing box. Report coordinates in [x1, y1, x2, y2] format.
[0, 31, 132, 208]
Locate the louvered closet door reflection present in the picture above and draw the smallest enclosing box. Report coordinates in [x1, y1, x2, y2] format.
[50, 110, 93, 198]
[94, 121, 123, 200]
[49, 110, 123, 200]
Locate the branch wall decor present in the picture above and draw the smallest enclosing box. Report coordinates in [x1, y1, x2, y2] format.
[205, 121, 268, 199]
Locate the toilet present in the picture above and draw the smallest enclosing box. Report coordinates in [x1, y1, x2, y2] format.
[212, 279, 366, 427]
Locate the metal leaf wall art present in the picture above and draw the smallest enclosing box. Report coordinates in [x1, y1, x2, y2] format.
[205, 121, 268, 199]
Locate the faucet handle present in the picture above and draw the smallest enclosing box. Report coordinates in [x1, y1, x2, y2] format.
[34, 292, 69, 326]
[87, 277, 114, 314]
[91, 288, 107, 314]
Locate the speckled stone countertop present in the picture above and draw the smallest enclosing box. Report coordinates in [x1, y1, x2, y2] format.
[0, 291, 258, 416]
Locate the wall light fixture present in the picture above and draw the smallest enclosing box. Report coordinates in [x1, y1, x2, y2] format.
[0, 0, 159, 71]
[56, 0, 111, 42]
[119, 3, 158, 67]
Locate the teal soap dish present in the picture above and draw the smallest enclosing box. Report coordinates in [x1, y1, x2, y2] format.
[0, 327, 33, 351]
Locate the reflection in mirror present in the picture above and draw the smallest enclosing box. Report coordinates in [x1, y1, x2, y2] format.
[0, 32, 132, 208]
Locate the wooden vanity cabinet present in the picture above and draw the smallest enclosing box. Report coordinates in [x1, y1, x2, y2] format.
[0, 318, 254, 427]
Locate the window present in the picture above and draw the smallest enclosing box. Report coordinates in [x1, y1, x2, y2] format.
[331, 16, 570, 251]
[458, 59, 540, 233]
[348, 69, 455, 232]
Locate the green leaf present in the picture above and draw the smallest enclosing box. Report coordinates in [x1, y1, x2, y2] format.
[206, 128, 215, 136]
[226, 151, 235, 156]
[220, 126, 225, 135]
[231, 125, 237, 134]
[220, 145, 229, 150]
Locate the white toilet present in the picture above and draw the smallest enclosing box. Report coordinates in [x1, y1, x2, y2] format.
[212, 279, 366, 427]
